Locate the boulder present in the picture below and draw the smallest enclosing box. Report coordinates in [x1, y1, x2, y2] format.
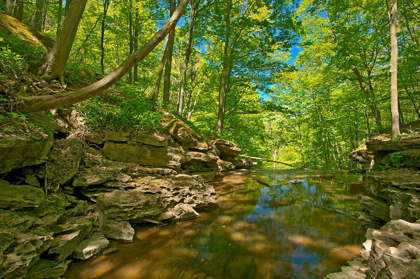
[217, 160, 236, 172]
[212, 139, 241, 159]
[0, 231, 52, 279]
[233, 158, 255, 169]
[182, 151, 219, 172]
[160, 203, 199, 221]
[349, 148, 374, 171]
[103, 142, 169, 167]
[97, 189, 163, 221]
[99, 217, 134, 243]
[26, 259, 70, 279]
[73, 166, 115, 187]
[0, 134, 53, 173]
[48, 217, 93, 261]
[72, 234, 109, 260]
[0, 180, 44, 210]
[133, 131, 169, 147]
[46, 139, 84, 190]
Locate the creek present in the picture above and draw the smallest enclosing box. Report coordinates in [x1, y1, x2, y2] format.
[65, 170, 366, 279]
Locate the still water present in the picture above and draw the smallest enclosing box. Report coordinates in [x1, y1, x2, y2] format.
[66, 170, 366, 279]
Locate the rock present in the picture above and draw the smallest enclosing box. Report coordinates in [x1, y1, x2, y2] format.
[0, 134, 53, 174]
[97, 189, 163, 221]
[85, 133, 103, 145]
[133, 131, 169, 147]
[0, 180, 44, 210]
[401, 149, 420, 168]
[73, 166, 115, 187]
[360, 196, 390, 223]
[192, 171, 216, 182]
[104, 131, 130, 142]
[367, 137, 420, 152]
[213, 139, 241, 159]
[160, 204, 199, 221]
[217, 160, 236, 172]
[182, 151, 219, 172]
[349, 147, 374, 171]
[48, 217, 93, 261]
[232, 158, 255, 169]
[0, 231, 52, 279]
[368, 220, 420, 279]
[103, 142, 169, 167]
[99, 217, 134, 243]
[72, 234, 109, 260]
[26, 259, 69, 279]
[46, 139, 84, 190]
[25, 176, 40, 187]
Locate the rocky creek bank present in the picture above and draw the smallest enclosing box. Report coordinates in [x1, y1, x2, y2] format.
[0, 110, 254, 279]
[328, 136, 420, 279]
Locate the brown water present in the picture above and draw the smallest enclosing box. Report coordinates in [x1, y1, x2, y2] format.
[66, 170, 366, 279]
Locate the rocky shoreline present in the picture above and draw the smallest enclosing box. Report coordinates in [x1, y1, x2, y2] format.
[0, 110, 254, 278]
[328, 137, 420, 279]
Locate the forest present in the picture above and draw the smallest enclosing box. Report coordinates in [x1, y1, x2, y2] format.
[1, 0, 419, 170]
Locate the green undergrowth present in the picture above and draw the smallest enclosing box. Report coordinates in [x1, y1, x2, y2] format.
[80, 84, 163, 132]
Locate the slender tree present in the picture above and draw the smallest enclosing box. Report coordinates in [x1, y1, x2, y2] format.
[6, 0, 23, 20]
[390, 0, 400, 137]
[100, 0, 110, 75]
[163, 0, 176, 105]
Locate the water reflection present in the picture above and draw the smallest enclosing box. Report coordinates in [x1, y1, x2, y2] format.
[66, 170, 365, 279]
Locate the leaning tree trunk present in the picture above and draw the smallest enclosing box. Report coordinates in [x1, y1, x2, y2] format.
[38, 0, 88, 85]
[163, 0, 176, 105]
[390, 0, 400, 138]
[18, 0, 189, 113]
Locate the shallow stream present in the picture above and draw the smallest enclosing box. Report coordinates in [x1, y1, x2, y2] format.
[66, 170, 367, 279]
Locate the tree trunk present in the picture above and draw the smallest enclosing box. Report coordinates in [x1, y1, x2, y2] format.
[38, 0, 88, 85]
[18, 0, 189, 114]
[133, 9, 139, 83]
[177, 0, 199, 115]
[100, 0, 110, 75]
[127, 0, 134, 84]
[163, 0, 176, 105]
[6, 0, 23, 21]
[34, 0, 45, 31]
[217, 0, 232, 135]
[56, 0, 63, 35]
[390, 0, 401, 138]
[152, 48, 167, 105]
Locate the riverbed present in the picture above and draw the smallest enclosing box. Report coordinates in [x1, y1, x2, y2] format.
[66, 170, 366, 279]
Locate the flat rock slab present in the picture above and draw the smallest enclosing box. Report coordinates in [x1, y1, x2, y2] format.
[0, 134, 53, 173]
[97, 189, 163, 221]
[73, 234, 109, 260]
[100, 218, 134, 243]
[0, 180, 44, 210]
[103, 142, 169, 167]
[367, 137, 420, 151]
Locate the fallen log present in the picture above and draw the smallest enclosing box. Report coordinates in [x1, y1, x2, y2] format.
[240, 155, 305, 169]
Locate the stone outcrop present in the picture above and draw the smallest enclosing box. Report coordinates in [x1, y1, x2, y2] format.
[0, 134, 53, 173]
[329, 137, 420, 279]
[0, 180, 44, 210]
[0, 109, 253, 278]
[349, 148, 374, 171]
